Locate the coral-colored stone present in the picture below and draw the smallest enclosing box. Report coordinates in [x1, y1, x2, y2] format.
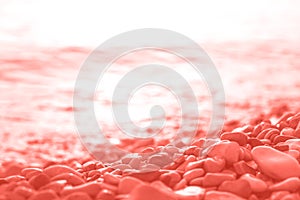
[251, 146, 300, 180]
[183, 169, 205, 183]
[129, 184, 176, 200]
[63, 192, 93, 200]
[203, 157, 225, 173]
[239, 174, 268, 193]
[247, 138, 263, 147]
[218, 179, 251, 198]
[205, 191, 246, 200]
[202, 173, 235, 187]
[51, 173, 85, 186]
[118, 176, 145, 194]
[96, 189, 115, 200]
[160, 171, 181, 188]
[207, 141, 240, 165]
[60, 182, 101, 197]
[220, 132, 248, 146]
[28, 190, 58, 200]
[44, 165, 81, 178]
[269, 177, 300, 192]
[28, 173, 50, 190]
[233, 161, 256, 176]
[175, 186, 205, 200]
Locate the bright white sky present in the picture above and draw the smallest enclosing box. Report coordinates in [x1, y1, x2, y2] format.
[0, 0, 299, 47]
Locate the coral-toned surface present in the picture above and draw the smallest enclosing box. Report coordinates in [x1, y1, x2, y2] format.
[1, 40, 300, 199]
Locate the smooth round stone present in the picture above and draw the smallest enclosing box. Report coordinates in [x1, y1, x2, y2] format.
[251, 146, 300, 180]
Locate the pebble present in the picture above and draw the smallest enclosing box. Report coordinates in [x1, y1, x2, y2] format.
[269, 177, 300, 192]
[8, 192, 26, 200]
[159, 171, 181, 188]
[233, 161, 256, 175]
[39, 180, 67, 193]
[239, 174, 268, 193]
[205, 191, 246, 200]
[129, 184, 176, 200]
[151, 180, 176, 197]
[285, 139, 300, 151]
[118, 176, 145, 194]
[189, 177, 203, 186]
[60, 182, 101, 197]
[218, 179, 251, 198]
[207, 141, 240, 165]
[173, 179, 187, 190]
[44, 165, 81, 178]
[269, 191, 290, 200]
[185, 160, 204, 171]
[286, 149, 300, 159]
[257, 128, 276, 139]
[103, 172, 120, 185]
[203, 157, 225, 173]
[126, 171, 163, 182]
[63, 192, 93, 200]
[281, 127, 295, 136]
[21, 168, 43, 180]
[183, 168, 205, 183]
[28, 173, 50, 190]
[95, 189, 115, 200]
[82, 161, 96, 171]
[51, 173, 85, 186]
[202, 173, 235, 187]
[175, 186, 205, 200]
[220, 132, 248, 146]
[5, 175, 25, 182]
[14, 186, 34, 198]
[177, 155, 197, 171]
[273, 135, 295, 144]
[148, 153, 173, 167]
[28, 189, 59, 200]
[251, 146, 300, 180]
[247, 138, 263, 147]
